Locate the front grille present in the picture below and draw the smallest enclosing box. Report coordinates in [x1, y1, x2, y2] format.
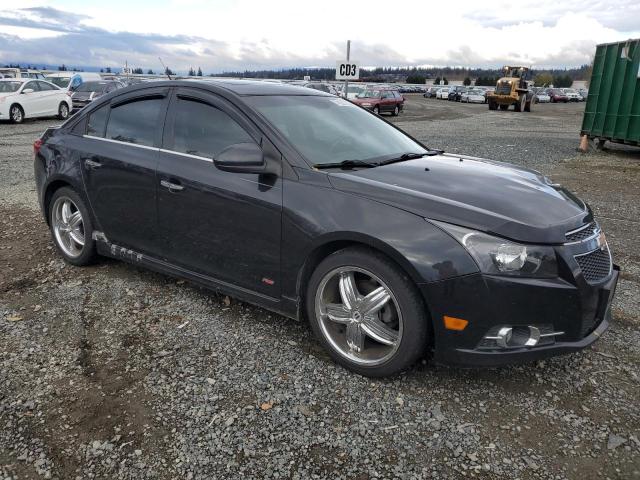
[566, 223, 597, 243]
[496, 82, 511, 95]
[575, 247, 611, 284]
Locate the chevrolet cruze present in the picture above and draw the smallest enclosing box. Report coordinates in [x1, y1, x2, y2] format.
[33, 80, 618, 377]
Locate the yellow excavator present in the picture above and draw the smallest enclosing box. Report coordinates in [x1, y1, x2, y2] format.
[487, 66, 535, 112]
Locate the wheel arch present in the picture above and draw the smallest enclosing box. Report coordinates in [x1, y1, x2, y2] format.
[296, 232, 426, 316]
[9, 102, 24, 118]
[42, 176, 89, 226]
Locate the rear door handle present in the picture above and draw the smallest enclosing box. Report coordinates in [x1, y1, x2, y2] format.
[84, 158, 101, 169]
[160, 179, 185, 192]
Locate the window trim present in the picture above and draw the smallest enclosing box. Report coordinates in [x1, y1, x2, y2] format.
[83, 134, 161, 151]
[163, 87, 261, 157]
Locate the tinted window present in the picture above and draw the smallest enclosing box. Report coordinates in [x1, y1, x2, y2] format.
[172, 98, 253, 158]
[87, 104, 109, 137]
[106, 97, 163, 146]
[37, 81, 57, 91]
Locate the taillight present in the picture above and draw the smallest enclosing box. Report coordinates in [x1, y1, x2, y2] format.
[33, 139, 43, 156]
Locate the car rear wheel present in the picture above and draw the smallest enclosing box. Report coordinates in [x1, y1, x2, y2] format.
[58, 102, 69, 120]
[392, 105, 399, 116]
[306, 247, 428, 377]
[9, 104, 24, 124]
[49, 187, 97, 266]
[373, 106, 380, 115]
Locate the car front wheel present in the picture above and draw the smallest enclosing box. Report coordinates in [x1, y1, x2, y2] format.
[49, 187, 97, 266]
[392, 105, 399, 116]
[58, 102, 69, 120]
[9, 104, 24, 124]
[307, 247, 428, 377]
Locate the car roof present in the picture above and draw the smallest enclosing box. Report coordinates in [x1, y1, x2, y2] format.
[0, 78, 25, 82]
[151, 79, 334, 96]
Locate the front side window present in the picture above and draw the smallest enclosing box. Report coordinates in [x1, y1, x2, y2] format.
[87, 104, 109, 137]
[23, 81, 40, 92]
[37, 81, 57, 91]
[171, 98, 253, 158]
[247, 95, 427, 166]
[106, 97, 163, 146]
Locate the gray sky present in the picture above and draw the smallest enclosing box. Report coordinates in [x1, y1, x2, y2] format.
[0, 0, 638, 72]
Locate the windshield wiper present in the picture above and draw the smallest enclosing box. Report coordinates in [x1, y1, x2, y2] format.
[379, 151, 440, 166]
[313, 159, 379, 170]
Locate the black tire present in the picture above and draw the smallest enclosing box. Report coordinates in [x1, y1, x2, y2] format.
[514, 94, 525, 112]
[9, 104, 24, 124]
[57, 102, 70, 120]
[373, 106, 379, 115]
[499, 104, 509, 111]
[48, 187, 97, 266]
[488, 100, 497, 110]
[525, 99, 533, 112]
[306, 247, 429, 377]
[392, 105, 399, 116]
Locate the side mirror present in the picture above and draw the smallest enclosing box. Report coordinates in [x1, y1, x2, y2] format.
[22, 88, 34, 94]
[214, 143, 265, 173]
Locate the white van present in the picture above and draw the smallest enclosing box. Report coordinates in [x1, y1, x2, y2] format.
[0, 68, 46, 79]
[44, 72, 102, 91]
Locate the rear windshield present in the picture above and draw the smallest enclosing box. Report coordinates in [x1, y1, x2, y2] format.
[75, 81, 108, 92]
[0, 82, 22, 93]
[47, 77, 69, 88]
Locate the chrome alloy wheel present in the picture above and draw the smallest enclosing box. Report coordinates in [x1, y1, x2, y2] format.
[52, 197, 85, 258]
[315, 266, 403, 366]
[10, 106, 22, 123]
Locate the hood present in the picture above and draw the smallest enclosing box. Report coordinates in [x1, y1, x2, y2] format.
[327, 154, 591, 244]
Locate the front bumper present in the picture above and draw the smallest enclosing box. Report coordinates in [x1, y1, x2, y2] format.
[422, 263, 619, 368]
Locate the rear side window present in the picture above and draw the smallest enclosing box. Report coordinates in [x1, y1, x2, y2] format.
[106, 97, 163, 146]
[171, 98, 253, 158]
[87, 104, 109, 137]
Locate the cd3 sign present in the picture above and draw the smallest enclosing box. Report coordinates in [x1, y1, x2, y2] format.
[335, 61, 360, 80]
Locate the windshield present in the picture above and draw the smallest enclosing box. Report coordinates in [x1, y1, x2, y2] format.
[0, 81, 22, 93]
[246, 95, 427, 166]
[74, 81, 107, 92]
[46, 77, 69, 88]
[347, 85, 364, 93]
[357, 89, 382, 99]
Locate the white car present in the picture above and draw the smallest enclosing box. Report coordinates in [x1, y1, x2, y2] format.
[460, 89, 486, 103]
[436, 87, 450, 99]
[345, 84, 367, 99]
[45, 72, 102, 91]
[0, 79, 72, 124]
[535, 91, 551, 103]
[561, 88, 582, 102]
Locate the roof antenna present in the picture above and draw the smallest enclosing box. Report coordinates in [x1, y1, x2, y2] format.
[158, 57, 172, 80]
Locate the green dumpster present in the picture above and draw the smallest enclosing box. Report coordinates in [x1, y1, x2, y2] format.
[581, 38, 640, 146]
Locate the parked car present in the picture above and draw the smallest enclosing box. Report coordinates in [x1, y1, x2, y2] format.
[578, 88, 589, 100]
[34, 79, 618, 377]
[344, 84, 367, 100]
[561, 88, 583, 102]
[547, 88, 569, 103]
[71, 80, 124, 110]
[0, 78, 71, 123]
[533, 89, 551, 103]
[436, 87, 451, 99]
[45, 72, 102, 91]
[423, 86, 441, 98]
[460, 89, 486, 104]
[351, 88, 404, 115]
[302, 82, 340, 96]
[448, 86, 468, 102]
[0, 68, 46, 79]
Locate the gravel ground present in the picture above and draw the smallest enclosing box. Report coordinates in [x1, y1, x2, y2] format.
[1, 100, 639, 479]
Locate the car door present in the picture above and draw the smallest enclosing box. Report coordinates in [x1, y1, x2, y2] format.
[79, 88, 169, 255]
[20, 81, 43, 116]
[156, 87, 282, 297]
[380, 91, 394, 112]
[35, 81, 62, 115]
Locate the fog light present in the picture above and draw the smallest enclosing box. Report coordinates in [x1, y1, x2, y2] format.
[478, 325, 564, 350]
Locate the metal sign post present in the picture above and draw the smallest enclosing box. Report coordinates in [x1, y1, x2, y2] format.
[344, 40, 350, 99]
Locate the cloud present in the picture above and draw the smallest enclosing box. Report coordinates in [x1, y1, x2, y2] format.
[0, 3, 637, 72]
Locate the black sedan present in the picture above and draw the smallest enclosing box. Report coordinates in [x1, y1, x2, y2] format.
[34, 80, 618, 377]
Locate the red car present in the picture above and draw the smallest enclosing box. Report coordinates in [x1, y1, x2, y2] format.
[351, 88, 404, 116]
[547, 88, 569, 103]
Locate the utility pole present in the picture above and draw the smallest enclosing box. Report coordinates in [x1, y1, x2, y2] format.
[343, 40, 350, 99]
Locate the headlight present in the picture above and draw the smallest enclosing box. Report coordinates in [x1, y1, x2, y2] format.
[432, 221, 558, 277]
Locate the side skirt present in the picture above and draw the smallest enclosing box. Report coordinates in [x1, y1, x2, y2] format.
[93, 232, 299, 320]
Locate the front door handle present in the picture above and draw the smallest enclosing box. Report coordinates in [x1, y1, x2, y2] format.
[160, 179, 185, 192]
[84, 158, 101, 169]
